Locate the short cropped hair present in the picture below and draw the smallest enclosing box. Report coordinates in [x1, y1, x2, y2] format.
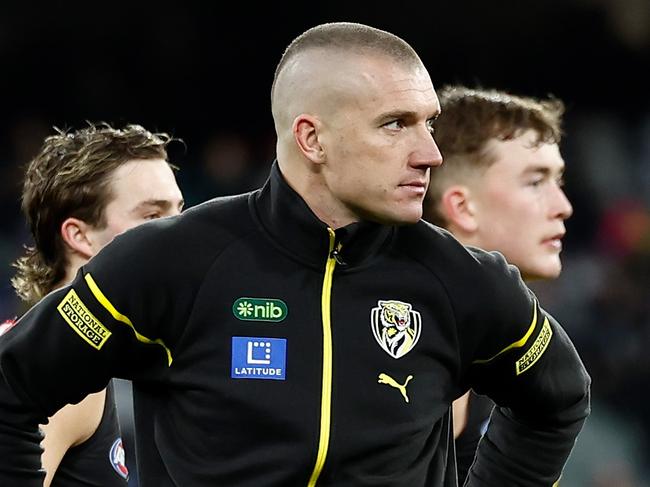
[271, 22, 422, 102]
[12, 123, 175, 304]
[426, 86, 565, 226]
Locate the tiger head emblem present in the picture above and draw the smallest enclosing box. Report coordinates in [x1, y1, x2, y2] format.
[371, 300, 421, 359]
[380, 301, 411, 332]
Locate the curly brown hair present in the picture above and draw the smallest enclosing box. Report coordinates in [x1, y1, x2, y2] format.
[425, 86, 565, 226]
[12, 123, 175, 304]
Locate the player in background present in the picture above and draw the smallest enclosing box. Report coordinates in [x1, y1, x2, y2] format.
[8, 123, 184, 486]
[424, 85, 573, 483]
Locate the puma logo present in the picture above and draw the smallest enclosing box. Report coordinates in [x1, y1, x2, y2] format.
[378, 373, 413, 403]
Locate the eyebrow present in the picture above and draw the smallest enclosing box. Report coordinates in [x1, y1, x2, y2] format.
[131, 198, 185, 214]
[523, 164, 565, 176]
[375, 109, 440, 124]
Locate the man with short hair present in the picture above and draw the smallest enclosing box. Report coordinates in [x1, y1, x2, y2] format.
[0, 23, 588, 486]
[7, 123, 184, 486]
[424, 85, 573, 483]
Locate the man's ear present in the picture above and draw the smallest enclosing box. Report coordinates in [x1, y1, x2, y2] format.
[60, 217, 95, 260]
[293, 114, 325, 164]
[440, 185, 478, 234]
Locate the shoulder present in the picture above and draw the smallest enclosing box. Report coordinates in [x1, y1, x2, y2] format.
[126, 192, 254, 246]
[395, 220, 531, 321]
[92, 192, 258, 268]
[396, 220, 520, 284]
[177, 192, 254, 230]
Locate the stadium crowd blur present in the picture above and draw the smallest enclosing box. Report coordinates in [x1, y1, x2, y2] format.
[1, 2, 649, 486]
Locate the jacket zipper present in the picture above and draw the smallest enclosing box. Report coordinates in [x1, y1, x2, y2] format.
[307, 228, 340, 486]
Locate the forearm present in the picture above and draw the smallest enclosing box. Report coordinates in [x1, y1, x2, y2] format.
[0, 389, 46, 485]
[0, 284, 130, 483]
[464, 299, 591, 485]
[456, 392, 494, 485]
[465, 388, 589, 486]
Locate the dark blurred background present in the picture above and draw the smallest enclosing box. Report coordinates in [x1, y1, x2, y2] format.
[1, 2, 649, 485]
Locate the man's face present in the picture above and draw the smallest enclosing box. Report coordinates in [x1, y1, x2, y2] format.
[469, 130, 573, 280]
[87, 158, 184, 253]
[317, 56, 442, 226]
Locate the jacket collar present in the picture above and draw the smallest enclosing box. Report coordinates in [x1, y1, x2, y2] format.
[253, 162, 394, 268]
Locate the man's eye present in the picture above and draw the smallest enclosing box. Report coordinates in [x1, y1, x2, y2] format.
[384, 120, 403, 130]
[144, 213, 160, 220]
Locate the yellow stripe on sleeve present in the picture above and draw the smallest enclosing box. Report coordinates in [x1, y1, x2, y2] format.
[84, 273, 173, 366]
[472, 301, 538, 365]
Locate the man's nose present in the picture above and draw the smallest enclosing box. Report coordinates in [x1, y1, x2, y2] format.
[552, 185, 573, 220]
[411, 127, 443, 170]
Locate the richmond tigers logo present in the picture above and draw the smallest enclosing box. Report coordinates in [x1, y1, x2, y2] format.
[371, 300, 421, 359]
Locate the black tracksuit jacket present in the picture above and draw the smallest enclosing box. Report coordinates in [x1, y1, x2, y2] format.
[0, 163, 590, 486]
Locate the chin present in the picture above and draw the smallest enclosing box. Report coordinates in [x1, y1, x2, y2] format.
[523, 262, 562, 281]
[392, 214, 422, 226]
[400, 206, 424, 224]
[372, 208, 422, 226]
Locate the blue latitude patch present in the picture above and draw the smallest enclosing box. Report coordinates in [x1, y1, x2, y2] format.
[231, 336, 287, 380]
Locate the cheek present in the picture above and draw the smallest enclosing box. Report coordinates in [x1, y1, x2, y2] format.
[485, 191, 534, 226]
[477, 201, 532, 249]
[89, 228, 115, 252]
[327, 136, 395, 196]
[104, 217, 141, 242]
[333, 131, 388, 163]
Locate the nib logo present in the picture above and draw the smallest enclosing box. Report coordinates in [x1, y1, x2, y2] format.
[233, 298, 288, 322]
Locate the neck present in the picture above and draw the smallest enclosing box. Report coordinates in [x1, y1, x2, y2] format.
[54, 253, 88, 292]
[278, 159, 358, 229]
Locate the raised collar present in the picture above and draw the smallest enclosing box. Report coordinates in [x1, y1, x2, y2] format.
[252, 162, 394, 269]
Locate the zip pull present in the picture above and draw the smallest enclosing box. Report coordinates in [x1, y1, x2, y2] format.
[330, 242, 346, 265]
[326, 229, 346, 265]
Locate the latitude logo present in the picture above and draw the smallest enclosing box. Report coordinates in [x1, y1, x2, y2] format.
[232, 297, 288, 322]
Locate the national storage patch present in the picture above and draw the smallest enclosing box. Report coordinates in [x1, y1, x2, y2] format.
[515, 317, 552, 375]
[57, 289, 111, 349]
